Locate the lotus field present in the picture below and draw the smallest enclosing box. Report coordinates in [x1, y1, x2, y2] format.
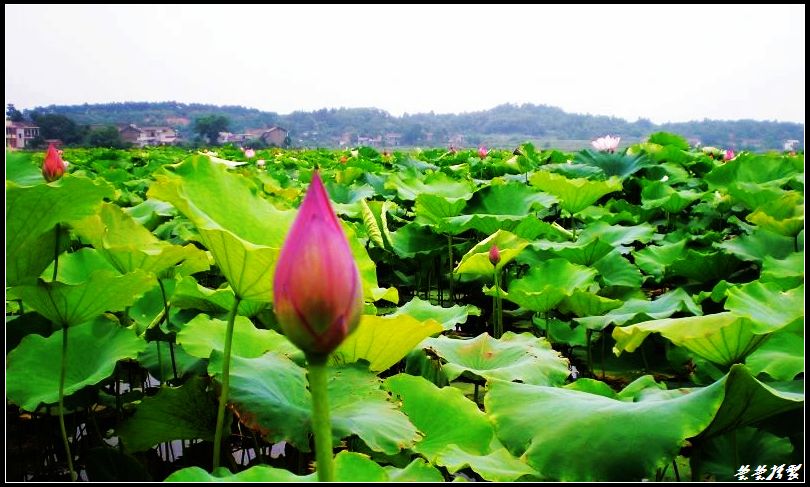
[5, 133, 805, 482]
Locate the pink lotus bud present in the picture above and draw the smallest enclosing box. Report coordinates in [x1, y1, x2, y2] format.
[245, 149, 256, 158]
[42, 143, 66, 182]
[724, 149, 735, 161]
[478, 146, 488, 159]
[489, 245, 501, 266]
[591, 135, 621, 153]
[273, 172, 363, 356]
[339, 155, 348, 164]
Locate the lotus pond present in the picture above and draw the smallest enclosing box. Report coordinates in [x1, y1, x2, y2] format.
[5, 133, 804, 482]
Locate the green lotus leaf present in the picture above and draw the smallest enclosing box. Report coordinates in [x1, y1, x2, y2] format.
[727, 181, 789, 211]
[487, 364, 802, 481]
[745, 323, 804, 381]
[44, 247, 119, 284]
[5, 150, 44, 186]
[170, 276, 257, 315]
[465, 181, 557, 216]
[485, 375, 723, 481]
[386, 169, 475, 201]
[124, 198, 176, 228]
[388, 222, 446, 258]
[667, 248, 743, 282]
[454, 230, 529, 276]
[148, 156, 294, 304]
[559, 290, 623, 317]
[530, 238, 615, 266]
[13, 269, 156, 327]
[698, 364, 803, 439]
[6, 176, 115, 285]
[632, 240, 686, 280]
[746, 192, 804, 237]
[716, 228, 796, 263]
[211, 355, 418, 455]
[641, 181, 703, 213]
[691, 427, 796, 482]
[345, 223, 399, 303]
[389, 296, 481, 330]
[648, 132, 690, 150]
[577, 288, 701, 331]
[6, 319, 146, 411]
[705, 153, 800, 189]
[529, 171, 622, 215]
[360, 199, 394, 249]
[504, 258, 596, 312]
[72, 202, 207, 275]
[177, 313, 299, 360]
[165, 451, 440, 482]
[612, 312, 782, 366]
[414, 193, 470, 234]
[724, 282, 803, 329]
[117, 376, 218, 452]
[576, 221, 657, 249]
[420, 332, 570, 386]
[384, 374, 537, 482]
[333, 314, 443, 371]
[574, 150, 651, 179]
[592, 250, 644, 288]
[760, 252, 804, 289]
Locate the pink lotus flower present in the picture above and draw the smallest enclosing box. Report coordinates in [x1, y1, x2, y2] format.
[273, 172, 363, 356]
[591, 135, 621, 153]
[42, 143, 66, 182]
[724, 149, 735, 161]
[489, 245, 501, 266]
[478, 146, 488, 159]
[244, 149, 256, 158]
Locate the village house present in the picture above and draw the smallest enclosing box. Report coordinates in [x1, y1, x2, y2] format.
[784, 139, 800, 151]
[219, 126, 288, 146]
[6, 120, 40, 149]
[118, 124, 178, 147]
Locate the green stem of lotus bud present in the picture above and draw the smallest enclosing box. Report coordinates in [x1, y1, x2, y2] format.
[213, 295, 241, 470]
[58, 323, 76, 481]
[306, 354, 334, 482]
[493, 270, 503, 339]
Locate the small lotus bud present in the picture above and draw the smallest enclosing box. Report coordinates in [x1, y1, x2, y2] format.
[42, 143, 66, 182]
[489, 245, 501, 266]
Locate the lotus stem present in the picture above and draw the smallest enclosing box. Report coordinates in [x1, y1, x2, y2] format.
[52, 223, 61, 281]
[306, 354, 334, 482]
[213, 295, 241, 470]
[447, 235, 454, 305]
[58, 323, 76, 481]
[493, 270, 503, 338]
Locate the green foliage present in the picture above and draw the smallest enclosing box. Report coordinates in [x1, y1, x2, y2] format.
[4, 140, 803, 482]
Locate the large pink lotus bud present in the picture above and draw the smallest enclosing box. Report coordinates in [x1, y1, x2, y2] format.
[478, 146, 488, 159]
[244, 148, 256, 158]
[42, 143, 66, 182]
[489, 245, 501, 266]
[724, 149, 735, 161]
[273, 172, 363, 356]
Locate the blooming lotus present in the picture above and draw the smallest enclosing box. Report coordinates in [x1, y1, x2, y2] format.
[591, 135, 621, 153]
[273, 172, 363, 356]
[724, 149, 735, 161]
[489, 245, 501, 266]
[478, 146, 488, 159]
[42, 143, 66, 182]
[244, 148, 256, 158]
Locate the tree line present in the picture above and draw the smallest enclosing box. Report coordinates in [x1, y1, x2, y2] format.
[10, 101, 804, 150]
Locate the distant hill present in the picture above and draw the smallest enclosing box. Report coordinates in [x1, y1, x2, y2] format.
[24, 101, 803, 151]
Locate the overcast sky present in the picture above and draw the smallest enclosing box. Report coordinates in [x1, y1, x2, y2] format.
[4, 4, 805, 124]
